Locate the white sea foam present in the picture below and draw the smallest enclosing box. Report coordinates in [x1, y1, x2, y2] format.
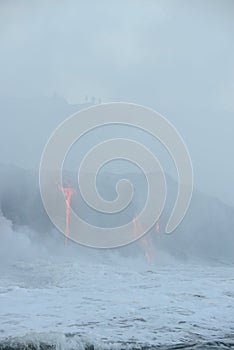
[0, 216, 233, 348]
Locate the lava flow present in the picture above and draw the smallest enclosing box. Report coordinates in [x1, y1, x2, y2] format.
[57, 182, 75, 245]
[133, 215, 151, 263]
[156, 220, 160, 233]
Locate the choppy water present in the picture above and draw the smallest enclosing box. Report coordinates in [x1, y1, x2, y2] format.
[0, 249, 234, 350]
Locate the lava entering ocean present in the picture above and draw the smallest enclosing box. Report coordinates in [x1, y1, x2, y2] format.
[57, 182, 75, 245]
[133, 215, 151, 263]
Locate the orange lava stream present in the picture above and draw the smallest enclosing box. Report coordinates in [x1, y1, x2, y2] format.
[133, 215, 151, 263]
[57, 182, 75, 245]
[156, 220, 160, 233]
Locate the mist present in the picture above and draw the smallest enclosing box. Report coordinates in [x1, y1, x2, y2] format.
[0, 2, 234, 349]
[0, 0, 233, 264]
[1, 0, 234, 204]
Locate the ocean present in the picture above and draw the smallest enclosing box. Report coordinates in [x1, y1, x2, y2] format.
[0, 229, 233, 350]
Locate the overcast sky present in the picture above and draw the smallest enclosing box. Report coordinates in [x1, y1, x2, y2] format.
[0, 0, 234, 205]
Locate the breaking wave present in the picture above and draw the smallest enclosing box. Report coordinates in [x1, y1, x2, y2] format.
[0, 333, 234, 350]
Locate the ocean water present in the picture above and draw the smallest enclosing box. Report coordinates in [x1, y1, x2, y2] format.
[0, 229, 233, 350]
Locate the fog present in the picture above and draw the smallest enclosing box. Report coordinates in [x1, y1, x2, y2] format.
[0, 163, 233, 264]
[0, 1, 234, 259]
[0, 0, 234, 205]
[1, 4, 234, 348]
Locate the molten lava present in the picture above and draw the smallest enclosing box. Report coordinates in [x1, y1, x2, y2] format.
[57, 182, 75, 245]
[156, 220, 160, 233]
[133, 215, 151, 263]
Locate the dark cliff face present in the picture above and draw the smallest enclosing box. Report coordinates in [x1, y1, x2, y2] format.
[0, 163, 51, 233]
[0, 96, 92, 170]
[0, 163, 233, 262]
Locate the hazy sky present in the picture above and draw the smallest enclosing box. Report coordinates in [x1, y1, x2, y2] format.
[0, 0, 234, 204]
